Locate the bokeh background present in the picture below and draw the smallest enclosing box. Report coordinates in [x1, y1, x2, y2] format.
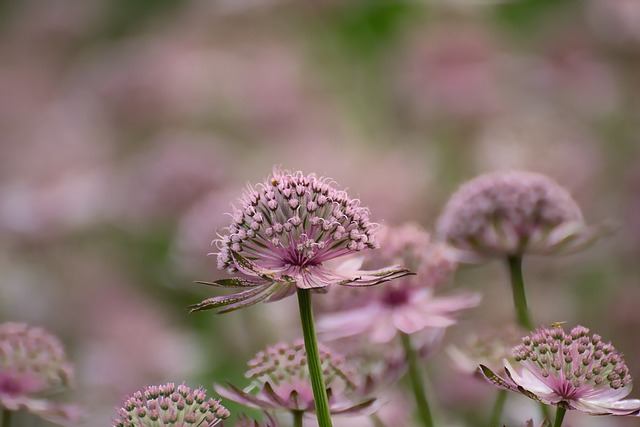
[1, 0, 640, 425]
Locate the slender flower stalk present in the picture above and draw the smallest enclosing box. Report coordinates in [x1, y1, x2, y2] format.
[489, 390, 507, 427]
[553, 408, 566, 427]
[506, 255, 533, 332]
[298, 289, 332, 427]
[2, 409, 11, 427]
[292, 410, 303, 427]
[401, 333, 434, 427]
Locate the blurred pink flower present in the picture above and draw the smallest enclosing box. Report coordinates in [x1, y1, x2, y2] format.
[317, 224, 480, 344]
[190, 167, 410, 313]
[0, 322, 79, 424]
[215, 340, 374, 416]
[436, 171, 597, 261]
[479, 325, 640, 416]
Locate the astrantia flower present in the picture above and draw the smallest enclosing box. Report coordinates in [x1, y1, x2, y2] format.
[317, 224, 480, 344]
[436, 171, 596, 261]
[0, 322, 78, 424]
[215, 340, 374, 415]
[112, 382, 230, 427]
[190, 167, 410, 313]
[479, 325, 640, 416]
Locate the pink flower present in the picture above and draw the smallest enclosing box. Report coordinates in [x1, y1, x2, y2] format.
[190, 167, 410, 313]
[215, 340, 374, 416]
[112, 383, 230, 427]
[479, 325, 640, 416]
[317, 224, 480, 344]
[436, 170, 596, 261]
[0, 322, 79, 424]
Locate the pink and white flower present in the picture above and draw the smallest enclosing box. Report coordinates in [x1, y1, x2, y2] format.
[190, 167, 410, 313]
[479, 325, 640, 416]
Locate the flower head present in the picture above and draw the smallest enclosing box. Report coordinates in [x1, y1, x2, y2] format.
[436, 171, 595, 261]
[112, 382, 230, 427]
[479, 325, 640, 416]
[317, 224, 480, 344]
[215, 340, 374, 415]
[0, 322, 78, 424]
[190, 167, 410, 313]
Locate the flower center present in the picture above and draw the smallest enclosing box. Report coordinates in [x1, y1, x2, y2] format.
[381, 287, 411, 307]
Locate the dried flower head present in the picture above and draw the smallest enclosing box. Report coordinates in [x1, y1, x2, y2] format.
[0, 322, 78, 424]
[190, 167, 410, 313]
[479, 325, 640, 415]
[317, 224, 480, 343]
[215, 340, 374, 415]
[112, 382, 230, 427]
[436, 171, 595, 260]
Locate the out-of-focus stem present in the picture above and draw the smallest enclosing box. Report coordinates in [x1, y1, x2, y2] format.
[400, 333, 435, 427]
[553, 407, 566, 427]
[2, 409, 11, 427]
[506, 255, 533, 330]
[292, 410, 304, 427]
[297, 289, 333, 427]
[488, 390, 507, 427]
[370, 413, 386, 427]
[505, 255, 550, 421]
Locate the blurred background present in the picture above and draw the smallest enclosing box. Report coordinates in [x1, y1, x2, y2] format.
[1, 0, 640, 425]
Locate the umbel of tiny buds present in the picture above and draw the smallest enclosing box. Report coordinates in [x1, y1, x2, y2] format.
[436, 170, 596, 261]
[215, 340, 374, 416]
[189, 167, 411, 313]
[0, 322, 79, 425]
[112, 382, 230, 427]
[479, 325, 640, 416]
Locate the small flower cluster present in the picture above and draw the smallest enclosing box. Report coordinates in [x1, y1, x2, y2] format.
[216, 340, 373, 415]
[437, 170, 593, 260]
[112, 383, 230, 427]
[217, 167, 377, 272]
[479, 325, 640, 416]
[190, 167, 410, 313]
[0, 322, 78, 424]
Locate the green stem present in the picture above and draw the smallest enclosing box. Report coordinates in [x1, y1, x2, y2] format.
[292, 410, 304, 427]
[506, 255, 550, 421]
[506, 255, 533, 330]
[553, 407, 566, 427]
[370, 413, 385, 427]
[2, 409, 11, 427]
[488, 390, 507, 427]
[400, 333, 435, 427]
[297, 289, 333, 427]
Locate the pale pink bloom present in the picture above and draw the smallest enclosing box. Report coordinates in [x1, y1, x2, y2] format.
[479, 325, 640, 416]
[235, 412, 280, 427]
[0, 322, 79, 424]
[317, 224, 480, 344]
[215, 340, 374, 416]
[436, 170, 597, 261]
[190, 167, 410, 313]
[112, 383, 230, 427]
[448, 324, 525, 377]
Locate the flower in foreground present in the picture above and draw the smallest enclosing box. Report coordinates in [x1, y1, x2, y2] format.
[0, 322, 79, 424]
[190, 167, 410, 313]
[112, 382, 230, 427]
[436, 170, 596, 261]
[317, 224, 480, 344]
[215, 340, 374, 416]
[479, 325, 640, 416]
